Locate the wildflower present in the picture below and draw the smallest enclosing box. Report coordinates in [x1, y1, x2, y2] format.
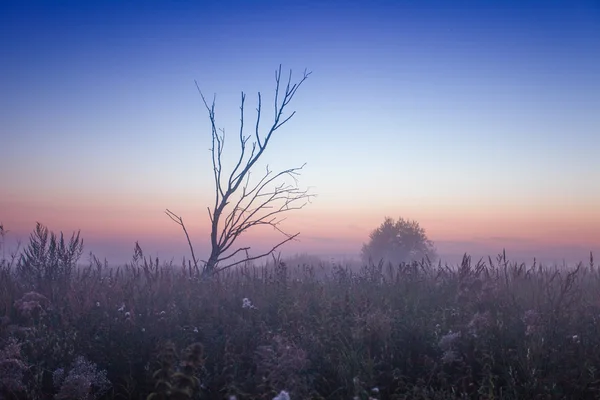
[15, 300, 42, 316]
[467, 311, 493, 337]
[20, 291, 48, 304]
[438, 330, 462, 364]
[255, 335, 308, 393]
[273, 391, 290, 400]
[141, 328, 145, 333]
[124, 311, 131, 318]
[441, 349, 461, 364]
[371, 387, 380, 394]
[14, 292, 49, 318]
[0, 358, 27, 392]
[117, 304, 125, 312]
[242, 297, 256, 309]
[53, 356, 111, 400]
[193, 327, 199, 333]
[438, 331, 461, 351]
[95, 302, 100, 307]
[571, 335, 580, 343]
[0, 338, 27, 392]
[523, 309, 539, 324]
[52, 368, 65, 388]
[523, 310, 540, 336]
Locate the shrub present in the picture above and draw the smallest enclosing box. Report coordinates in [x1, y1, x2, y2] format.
[16, 222, 83, 295]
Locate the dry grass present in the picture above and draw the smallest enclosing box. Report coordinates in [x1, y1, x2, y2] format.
[1, 224, 599, 399]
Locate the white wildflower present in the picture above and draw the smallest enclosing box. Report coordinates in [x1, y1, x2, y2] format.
[193, 327, 199, 333]
[124, 311, 131, 318]
[53, 356, 111, 399]
[571, 334, 580, 343]
[273, 390, 290, 400]
[96, 302, 100, 307]
[242, 297, 256, 309]
[441, 349, 461, 364]
[438, 331, 461, 351]
[117, 304, 125, 312]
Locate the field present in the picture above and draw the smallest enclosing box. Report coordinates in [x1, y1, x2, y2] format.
[1, 228, 599, 399]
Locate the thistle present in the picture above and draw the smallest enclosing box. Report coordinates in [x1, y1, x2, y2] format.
[147, 341, 204, 400]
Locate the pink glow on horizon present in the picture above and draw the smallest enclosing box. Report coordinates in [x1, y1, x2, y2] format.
[2, 193, 598, 266]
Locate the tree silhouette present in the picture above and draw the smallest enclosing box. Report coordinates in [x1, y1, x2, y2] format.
[167, 65, 313, 277]
[361, 217, 437, 265]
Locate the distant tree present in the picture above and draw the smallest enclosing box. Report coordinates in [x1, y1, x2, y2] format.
[166, 65, 314, 277]
[361, 217, 437, 265]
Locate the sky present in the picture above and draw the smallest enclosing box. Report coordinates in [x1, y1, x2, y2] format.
[1, 0, 599, 266]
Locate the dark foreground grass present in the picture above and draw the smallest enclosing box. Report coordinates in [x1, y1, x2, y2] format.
[1, 230, 599, 399]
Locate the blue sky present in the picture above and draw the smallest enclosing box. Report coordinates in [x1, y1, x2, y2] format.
[1, 0, 599, 265]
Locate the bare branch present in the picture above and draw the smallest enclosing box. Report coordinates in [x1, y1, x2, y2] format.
[255, 92, 262, 148]
[165, 209, 199, 269]
[219, 189, 311, 256]
[215, 246, 250, 263]
[217, 233, 300, 271]
[195, 81, 225, 202]
[227, 66, 311, 196]
[229, 92, 250, 189]
[218, 165, 309, 254]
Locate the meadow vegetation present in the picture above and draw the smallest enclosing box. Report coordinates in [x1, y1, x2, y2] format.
[1, 223, 599, 399]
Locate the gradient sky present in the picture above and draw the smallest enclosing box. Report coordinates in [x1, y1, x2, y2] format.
[1, 0, 599, 266]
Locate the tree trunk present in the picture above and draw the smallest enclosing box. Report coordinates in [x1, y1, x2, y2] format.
[203, 252, 219, 278]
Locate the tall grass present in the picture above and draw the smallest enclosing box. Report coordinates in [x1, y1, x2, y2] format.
[1, 224, 599, 399]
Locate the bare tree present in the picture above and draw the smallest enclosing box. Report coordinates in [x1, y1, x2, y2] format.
[167, 65, 313, 277]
